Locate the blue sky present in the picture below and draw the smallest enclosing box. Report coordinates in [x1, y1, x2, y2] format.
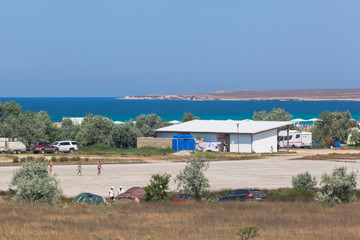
[1, 1, 359, 97]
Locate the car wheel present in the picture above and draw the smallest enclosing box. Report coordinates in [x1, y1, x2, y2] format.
[54, 149, 59, 154]
[12, 150, 17, 154]
[17, 150, 21, 154]
[40, 148, 45, 154]
[69, 148, 74, 154]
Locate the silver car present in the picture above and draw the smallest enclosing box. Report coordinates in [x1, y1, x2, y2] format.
[52, 141, 78, 153]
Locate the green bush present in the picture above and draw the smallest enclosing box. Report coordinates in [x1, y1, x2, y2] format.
[315, 166, 357, 205]
[144, 173, 172, 201]
[10, 158, 63, 203]
[71, 157, 80, 162]
[60, 157, 68, 162]
[263, 188, 316, 202]
[174, 152, 210, 199]
[13, 157, 19, 163]
[51, 156, 57, 163]
[292, 171, 317, 190]
[236, 226, 259, 240]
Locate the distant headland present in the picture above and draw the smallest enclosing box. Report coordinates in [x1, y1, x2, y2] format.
[119, 89, 360, 101]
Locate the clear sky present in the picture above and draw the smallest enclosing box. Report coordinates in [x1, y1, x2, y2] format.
[1, 1, 359, 97]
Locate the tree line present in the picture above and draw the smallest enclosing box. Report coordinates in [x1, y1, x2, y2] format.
[253, 107, 358, 146]
[1, 101, 358, 148]
[0, 101, 200, 149]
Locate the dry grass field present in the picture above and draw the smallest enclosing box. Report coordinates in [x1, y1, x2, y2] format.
[1, 201, 360, 240]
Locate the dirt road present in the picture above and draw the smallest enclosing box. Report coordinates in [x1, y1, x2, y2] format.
[2, 149, 360, 197]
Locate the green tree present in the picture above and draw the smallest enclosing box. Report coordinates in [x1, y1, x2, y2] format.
[10, 158, 63, 203]
[135, 114, 167, 137]
[76, 114, 114, 146]
[0, 101, 22, 120]
[291, 171, 317, 190]
[253, 108, 292, 121]
[55, 118, 80, 141]
[144, 173, 172, 201]
[311, 111, 355, 144]
[349, 129, 360, 146]
[174, 152, 210, 199]
[0, 109, 57, 147]
[315, 166, 357, 205]
[110, 121, 138, 148]
[182, 112, 199, 122]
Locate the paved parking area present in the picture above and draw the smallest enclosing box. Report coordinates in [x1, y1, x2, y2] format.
[1, 155, 360, 197]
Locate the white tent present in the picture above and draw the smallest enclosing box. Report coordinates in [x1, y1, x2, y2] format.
[290, 118, 306, 122]
[169, 120, 180, 125]
[114, 121, 124, 124]
[307, 118, 320, 122]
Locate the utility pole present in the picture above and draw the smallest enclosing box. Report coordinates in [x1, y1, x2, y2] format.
[237, 123, 239, 153]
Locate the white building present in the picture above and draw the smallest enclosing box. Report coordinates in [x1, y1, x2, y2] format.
[63, 117, 84, 125]
[155, 120, 294, 153]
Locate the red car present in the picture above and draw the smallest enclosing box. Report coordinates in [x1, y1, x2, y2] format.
[31, 141, 59, 154]
[171, 193, 204, 203]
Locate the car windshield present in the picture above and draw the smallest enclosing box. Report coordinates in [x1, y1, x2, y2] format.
[53, 142, 58, 145]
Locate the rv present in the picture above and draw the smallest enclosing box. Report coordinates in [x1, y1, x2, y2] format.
[0, 138, 26, 154]
[278, 130, 312, 148]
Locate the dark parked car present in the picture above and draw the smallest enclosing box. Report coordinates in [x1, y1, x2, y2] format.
[218, 188, 266, 202]
[31, 141, 59, 154]
[171, 193, 204, 203]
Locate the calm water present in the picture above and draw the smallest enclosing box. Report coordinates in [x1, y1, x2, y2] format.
[1, 98, 360, 122]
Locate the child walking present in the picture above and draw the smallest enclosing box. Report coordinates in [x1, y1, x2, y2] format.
[77, 162, 82, 176]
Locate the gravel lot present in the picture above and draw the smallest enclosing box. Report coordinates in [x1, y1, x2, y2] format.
[2, 149, 360, 197]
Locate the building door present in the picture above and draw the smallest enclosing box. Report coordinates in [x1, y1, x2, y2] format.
[217, 134, 230, 152]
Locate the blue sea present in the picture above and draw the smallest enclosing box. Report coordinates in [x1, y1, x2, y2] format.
[1, 98, 360, 122]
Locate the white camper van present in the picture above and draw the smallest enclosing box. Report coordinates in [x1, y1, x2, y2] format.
[278, 130, 312, 148]
[0, 138, 26, 154]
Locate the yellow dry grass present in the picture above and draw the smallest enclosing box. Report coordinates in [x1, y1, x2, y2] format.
[1, 201, 360, 240]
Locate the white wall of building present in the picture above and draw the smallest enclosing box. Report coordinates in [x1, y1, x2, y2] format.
[252, 129, 278, 153]
[229, 134, 252, 153]
[156, 132, 176, 138]
[157, 129, 278, 153]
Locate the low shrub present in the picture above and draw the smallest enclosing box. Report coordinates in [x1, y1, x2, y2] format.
[315, 166, 357, 205]
[71, 157, 80, 162]
[236, 226, 259, 240]
[13, 157, 19, 163]
[292, 171, 317, 190]
[263, 188, 316, 202]
[144, 173, 172, 201]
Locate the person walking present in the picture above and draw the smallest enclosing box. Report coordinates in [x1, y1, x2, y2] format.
[223, 140, 227, 152]
[117, 186, 125, 197]
[97, 161, 102, 175]
[109, 186, 114, 204]
[270, 146, 274, 157]
[77, 162, 82, 176]
[49, 160, 54, 174]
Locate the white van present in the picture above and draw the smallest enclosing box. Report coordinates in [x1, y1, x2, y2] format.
[278, 130, 312, 148]
[53, 141, 78, 153]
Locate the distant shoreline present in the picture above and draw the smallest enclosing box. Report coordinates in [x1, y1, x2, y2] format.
[119, 89, 360, 101]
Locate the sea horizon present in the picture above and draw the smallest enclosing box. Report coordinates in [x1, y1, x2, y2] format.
[1, 97, 360, 122]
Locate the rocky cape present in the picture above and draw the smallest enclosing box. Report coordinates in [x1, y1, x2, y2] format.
[119, 89, 360, 101]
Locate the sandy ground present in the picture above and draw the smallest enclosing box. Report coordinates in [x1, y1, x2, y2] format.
[2, 148, 360, 197]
